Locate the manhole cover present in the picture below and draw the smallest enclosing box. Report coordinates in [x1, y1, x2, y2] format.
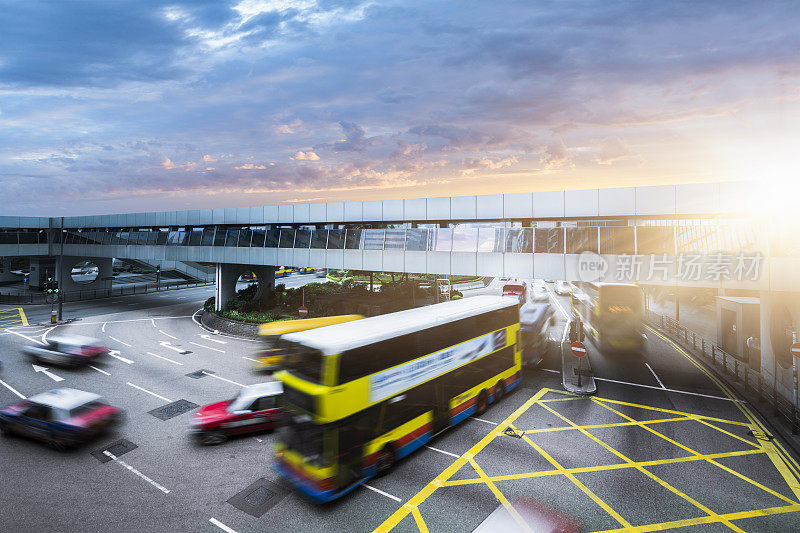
[227, 478, 287, 517]
[148, 399, 199, 421]
[91, 438, 138, 463]
[186, 369, 215, 379]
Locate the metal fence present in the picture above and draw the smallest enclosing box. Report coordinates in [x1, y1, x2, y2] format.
[648, 310, 800, 434]
[0, 280, 214, 305]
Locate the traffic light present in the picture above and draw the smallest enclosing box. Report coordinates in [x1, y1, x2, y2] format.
[45, 277, 59, 294]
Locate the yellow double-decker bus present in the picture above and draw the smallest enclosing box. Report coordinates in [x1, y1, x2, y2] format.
[570, 282, 646, 353]
[254, 315, 364, 372]
[272, 295, 521, 502]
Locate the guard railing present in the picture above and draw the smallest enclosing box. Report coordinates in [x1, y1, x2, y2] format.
[0, 279, 214, 305]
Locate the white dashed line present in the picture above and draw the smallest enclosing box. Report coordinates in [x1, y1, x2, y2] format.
[158, 330, 178, 340]
[209, 518, 238, 533]
[108, 336, 132, 347]
[0, 379, 26, 399]
[425, 445, 460, 458]
[5, 328, 46, 345]
[592, 376, 736, 401]
[470, 416, 498, 425]
[242, 356, 260, 363]
[190, 342, 225, 353]
[145, 352, 184, 366]
[126, 382, 172, 402]
[151, 318, 157, 327]
[201, 371, 245, 388]
[541, 368, 560, 374]
[645, 362, 665, 389]
[103, 451, 170, 494]
[88, 365, 110, 376]
[101, 321, 107, 333]
[363, 484, 401, 502]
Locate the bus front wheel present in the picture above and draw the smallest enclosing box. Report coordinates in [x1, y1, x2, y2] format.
[476, 390, 489, 415]
[376, 446, 395, 476]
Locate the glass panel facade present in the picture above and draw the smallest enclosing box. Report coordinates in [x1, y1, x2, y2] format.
[238, 229, 252, 247]
[327, 229, 345, 249]
[384, 229, 405, 250]
[363, 229, 385, 250]
[534, 228, 563, 253]
[636, 227, 674, 255]
[189, 229, 203, 246]
[310, 229, 328, 249]
[566, 227, 597, 254]
[344, 229, 362, 249]
[278, 228, 296, 248]
[405, 229, 428, 251]
[225, 229, 239, 247]
[251, 228, 266, 247]
[265, 229, 280, 248]
[451, 228, 478, 252]
[294, 229, 311, 248]
[599, 227, 635, 255]
[432, 228, 452, 252]
[504, 228, 533, 253]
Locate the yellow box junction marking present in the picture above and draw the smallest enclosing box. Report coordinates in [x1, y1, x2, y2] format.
[0, 307, 28, 327]
[373, 385, 800, 533]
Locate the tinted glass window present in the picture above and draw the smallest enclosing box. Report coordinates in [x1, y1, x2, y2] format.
[384, 229, 405, 250]
[279, 229, 296, 248]
[251, 228, 267, 247]
[505, 228, 533, 253]
[599, 227, 635, 255]
[188, 229, 203, 246]
[344, 229, 362, 249]
[452, 228, 477, 252]
[566, 227, 598, 254]
[636, 227, 675, 255]
[310, 229, 328, 249]
[265, 229, 280, 247]
[535, 228, 563, 253]
[213, 229, 226, 246]
[405, 229, 428, 251]
[294, 229, 311, 248]
[327, 229, 345, 249]
[363, 229, 385, 250]
[280, 340, 323, 383]
[225, 229, 239, 247]
[201, 228, 215, 246]
[19, 232, 38, 244]
[238, 229, 252, 247]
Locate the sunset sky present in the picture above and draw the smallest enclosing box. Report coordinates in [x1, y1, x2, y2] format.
[1, 1, 798, 216]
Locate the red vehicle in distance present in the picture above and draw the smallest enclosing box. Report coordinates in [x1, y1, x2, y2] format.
[502, 280, 528, 304]
[189, 382, 283, 445]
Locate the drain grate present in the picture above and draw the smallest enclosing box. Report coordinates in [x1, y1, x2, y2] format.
[91, 438, 138, 463]
[227, 478, 288, 517]
[148, 399, 199, 421]
[186, 369, 215, 379]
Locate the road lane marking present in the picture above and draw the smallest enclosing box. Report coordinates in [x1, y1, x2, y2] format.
[158, 329, 178, 340]
[592, 375, 736, 401]
[18, 307, 28, 326]
[0, 379, 26, 399]
[4, 328, 46, 345]
[363, 484, 402, 502]
[108, 336, 132, 347]
[426, 446, 460, 458]
[108, 350, 134, 364]
[470, 417, 498, 425]
[102, 451, 170, 494]
[190, 342, 225, 353]
[101, 321, 107, 332]
[88, 365, 110, 376]
[159, 341, 190, 354]
[126, 382, 172, 402]
[645, 362, 665, 389]
[201, 371, 245, 388]
[68, 316, 195, 326]
[541, 368, 560, 374]
[41, 326, 57, 345]
[242, 356, 260, 363]
[209, 518, 238, 533]
[32, 364, 64, 382]
[150, 318, 157, 327]
[145, 352, 184, 366]
[200, 334, 227, 344]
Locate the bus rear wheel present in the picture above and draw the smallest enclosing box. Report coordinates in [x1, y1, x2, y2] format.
[476, 390, 489, 415]
[495, 380, 506, 403]
[376, 446, 395, 477]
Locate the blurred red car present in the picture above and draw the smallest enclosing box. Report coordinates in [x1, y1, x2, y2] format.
[502, 281, 528, 304]
[0, 388, 121, 449]
[189, 382, 283, 445]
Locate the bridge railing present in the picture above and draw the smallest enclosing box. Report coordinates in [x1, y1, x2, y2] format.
[0, 279, 214, 306]
[647, 310, 800, 435]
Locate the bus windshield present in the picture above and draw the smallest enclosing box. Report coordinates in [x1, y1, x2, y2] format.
[600, 285, 644, 315]
[278, 339, 324, 383]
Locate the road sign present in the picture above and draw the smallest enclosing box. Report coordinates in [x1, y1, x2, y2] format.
[792, 342, 800, 358]
[571, 341, 587, 358]
[298, 305, 308, 317]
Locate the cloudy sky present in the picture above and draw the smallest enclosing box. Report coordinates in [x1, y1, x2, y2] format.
[1, 0, 798, 216]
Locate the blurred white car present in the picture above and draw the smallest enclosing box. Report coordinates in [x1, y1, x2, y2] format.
[24, 335, 109, 367]
[555, 280, 571, 296]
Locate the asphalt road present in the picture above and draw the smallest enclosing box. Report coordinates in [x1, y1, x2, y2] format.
[1, 277, 799, 533]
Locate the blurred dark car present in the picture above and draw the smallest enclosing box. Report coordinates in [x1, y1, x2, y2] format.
[189, 382, 283, 445]
[519, 302, 555, 366]
[0, 388, 121, 449]
[23, 335, 109, 367]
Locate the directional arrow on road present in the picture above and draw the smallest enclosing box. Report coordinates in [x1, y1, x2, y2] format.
[199, 334, 227, 345]
[108, 350, 134, 364]
[32, 364, 64, 382]
[159, 341, 191, 354]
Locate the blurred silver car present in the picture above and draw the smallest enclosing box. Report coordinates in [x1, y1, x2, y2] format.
[555, 280, 571, 296]
[24, 335, 109, 367]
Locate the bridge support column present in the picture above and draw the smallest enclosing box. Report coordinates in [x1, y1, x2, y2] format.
[214, 264, 276, 312]
[55, 256, 113, 296]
